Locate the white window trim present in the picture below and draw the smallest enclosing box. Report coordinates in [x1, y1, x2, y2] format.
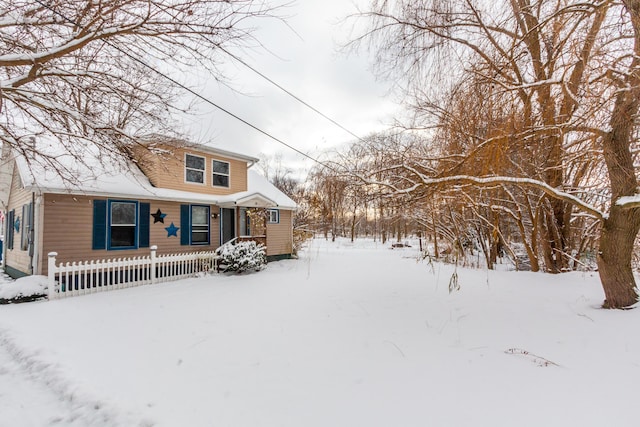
[268, 209, 279, 224]
[211, 158, 231, 188]
[190, 205, 210, 246]
[185, 153, 206, 185]
[108, 200, 139, 250]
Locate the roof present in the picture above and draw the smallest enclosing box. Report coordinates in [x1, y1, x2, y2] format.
[219, 171, 297, 209]
[139, 137, 261, 164]
[5, 142, 296, 210]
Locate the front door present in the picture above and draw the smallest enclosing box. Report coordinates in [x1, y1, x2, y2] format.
[220, 208, 236, 244]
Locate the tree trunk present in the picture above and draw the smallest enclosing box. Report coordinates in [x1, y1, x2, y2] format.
[350, 208, 356, 242]
[597, 0, 640, 308]
[597, 206, 640, 308]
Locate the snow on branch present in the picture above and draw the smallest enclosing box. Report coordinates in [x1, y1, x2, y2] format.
[355, 167, 606, 221]
[616, 195, 640, 209]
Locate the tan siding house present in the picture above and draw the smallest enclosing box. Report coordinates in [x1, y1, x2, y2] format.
[0, 141, 296, 279]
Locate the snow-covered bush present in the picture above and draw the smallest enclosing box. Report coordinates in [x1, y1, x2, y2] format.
[216, 241, 267, 273]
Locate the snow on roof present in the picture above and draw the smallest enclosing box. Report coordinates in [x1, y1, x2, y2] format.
[8, 143, 296, 209]
[219, 170, 297, 209]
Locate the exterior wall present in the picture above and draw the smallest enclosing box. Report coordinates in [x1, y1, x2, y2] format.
[4, 166, 33, 277]
[39, 194, 294, 275]
[136, 145, 248, 195]
[40, 194, 222, 276]
[265, 209, 293, 257]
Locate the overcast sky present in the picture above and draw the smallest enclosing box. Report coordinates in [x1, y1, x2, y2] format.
[178, 0, 401, 175]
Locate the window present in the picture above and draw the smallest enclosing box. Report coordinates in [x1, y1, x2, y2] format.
[185, 154, 205, 184]
[191, 205, 210, 245]
[268, 209, 279, 224]
[239, 208, 250, 236]
[212, 159, 230, 187]
[109, 201, 137, 249]
[92, 200, 149, 250]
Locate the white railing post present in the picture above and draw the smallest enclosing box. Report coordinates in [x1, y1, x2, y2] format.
[150, 245, 157, 284]
[47, 252, 58, 300]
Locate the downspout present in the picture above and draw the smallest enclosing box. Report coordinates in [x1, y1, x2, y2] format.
[1, 209, 5, 267]
[28, 192, 34, 274]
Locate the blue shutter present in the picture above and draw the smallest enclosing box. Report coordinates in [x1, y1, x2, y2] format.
[180, 204, 190, 246]
[139, 203, 150, 248]
[6, 209, 14, 250]
[92, 200, 107, 250]
[21, 203, 32, 251]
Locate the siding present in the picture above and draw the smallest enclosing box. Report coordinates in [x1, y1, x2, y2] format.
[136, 145, 248, 195]
[4, 165, 33, 276]
[39, 195, 293, 275]
[41, 195, 222, 275]
[266, 210, 293, 256]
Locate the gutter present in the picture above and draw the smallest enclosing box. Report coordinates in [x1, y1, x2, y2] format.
[22, 185, 221, 206]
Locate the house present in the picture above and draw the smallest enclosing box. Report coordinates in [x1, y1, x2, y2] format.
[0, 139, 296, 279]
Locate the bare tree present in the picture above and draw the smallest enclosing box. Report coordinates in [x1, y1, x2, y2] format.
[352, 0, 640, 308]
[1, 0, 282, 178]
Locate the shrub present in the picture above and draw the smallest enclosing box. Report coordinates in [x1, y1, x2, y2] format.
[216, 241, 267, 273]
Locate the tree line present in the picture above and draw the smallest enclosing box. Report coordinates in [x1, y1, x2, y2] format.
[271, 0, 640, 308]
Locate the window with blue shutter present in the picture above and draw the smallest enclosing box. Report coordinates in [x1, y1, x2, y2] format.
[93, 200, 149, 250]
[180, 204, 210, 245]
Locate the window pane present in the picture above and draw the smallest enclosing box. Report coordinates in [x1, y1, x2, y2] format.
[111, 226, 136, 247]
[191, 232, 208, 244]
[186, 154, 205, 170]
[212, 174, 229, 187]
[212, 160, 229, 174]
[192, 206, 209, 225]
[112, 202, 136, 225]
[186, 169, 204, 183]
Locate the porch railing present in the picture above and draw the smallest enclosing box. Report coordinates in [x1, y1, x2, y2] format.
[47, 245, 218, 299]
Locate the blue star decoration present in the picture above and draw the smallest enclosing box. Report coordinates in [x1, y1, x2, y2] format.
[151, 208, 167, 224]
[14, 216, 20, 232]
[165, 222, 179, 237]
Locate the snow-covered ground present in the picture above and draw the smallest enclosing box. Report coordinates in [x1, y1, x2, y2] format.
[0, 237, 639, 427]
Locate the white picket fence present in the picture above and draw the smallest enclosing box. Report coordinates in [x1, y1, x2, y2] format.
[47, 245, 219, 299]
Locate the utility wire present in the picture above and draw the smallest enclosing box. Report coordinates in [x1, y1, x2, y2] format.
[32, 0, 338, 172]
[171, 12, 367, 147]
[217, 45, 364, 142]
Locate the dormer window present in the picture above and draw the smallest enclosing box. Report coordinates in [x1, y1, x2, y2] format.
[212, 159, 230, 188]
[185, 154, 205, 184]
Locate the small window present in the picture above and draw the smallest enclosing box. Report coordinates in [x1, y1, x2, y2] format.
[110, 201, 137, 249]
[212, 159, 230, 187]
[191, 205, 210, 245]
[268, 209, 279, 224]
[239, 208, 250, 236]
[185, 154, 205, 184]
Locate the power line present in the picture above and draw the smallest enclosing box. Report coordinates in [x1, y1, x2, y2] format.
[161, 7, 365, 143]
[32, 0, 338, 172]
[217, 45, 364, 142]
[169, 12, 368, 144]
